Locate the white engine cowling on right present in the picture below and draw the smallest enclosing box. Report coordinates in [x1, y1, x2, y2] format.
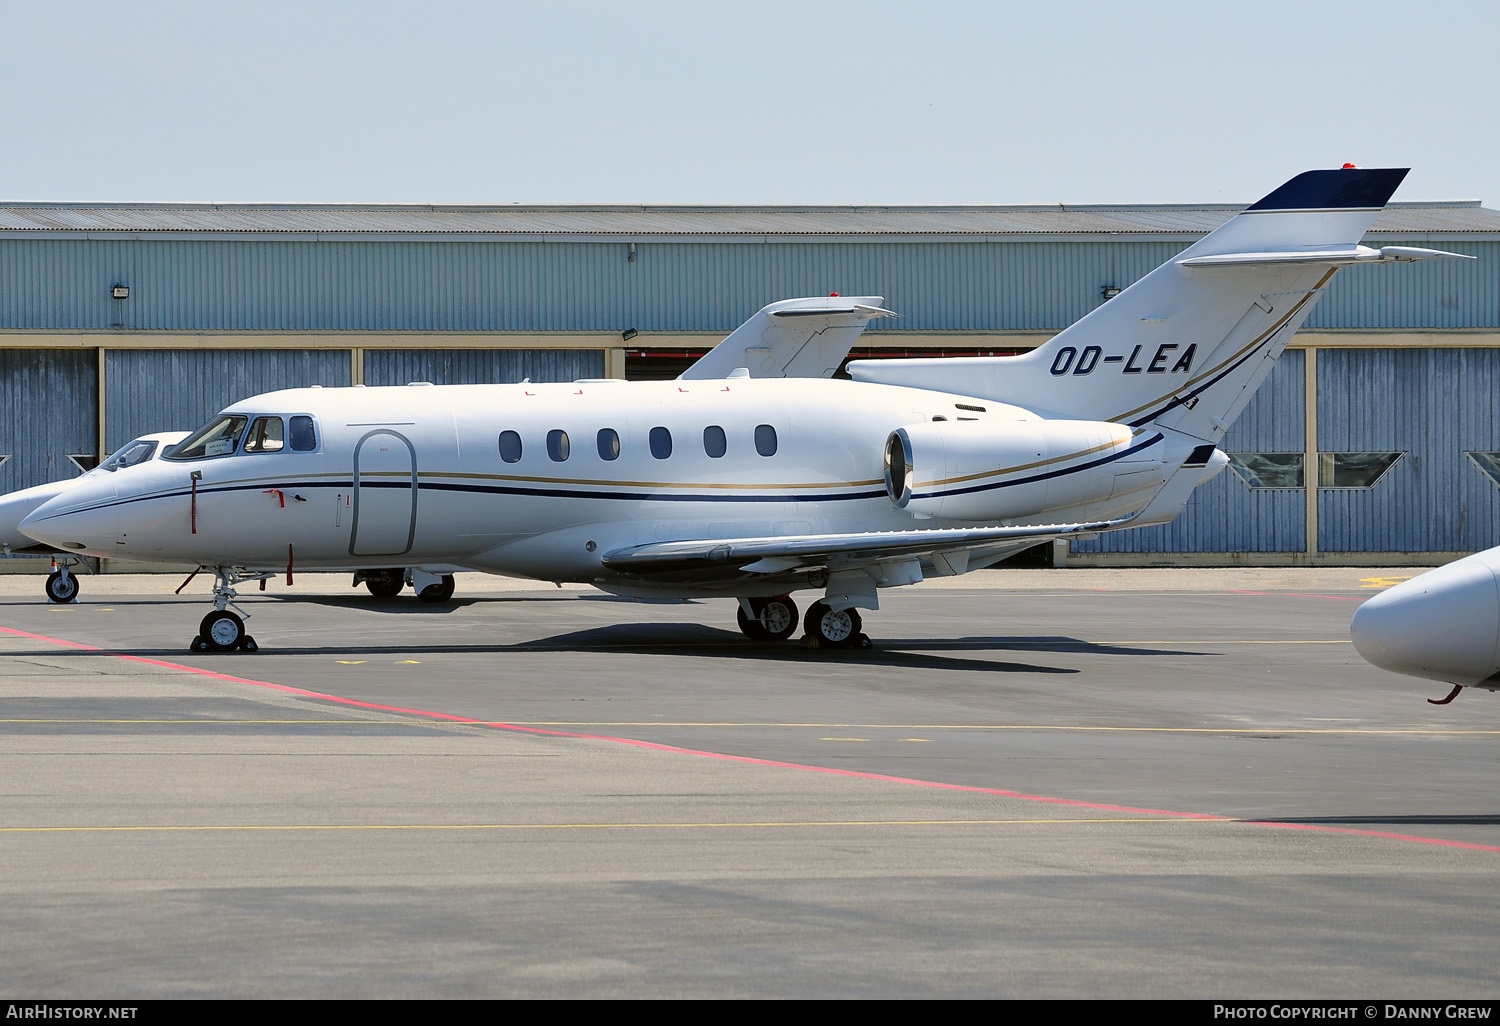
[884, 418, 1163, 522]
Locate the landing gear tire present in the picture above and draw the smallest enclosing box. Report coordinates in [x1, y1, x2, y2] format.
[365, 571, 405, 599]
[736, 596, 799, 641]
[45, 570, 79, 604]
[417, 574, 456, 603]
[199, 610, 246, 652]
[804, 601, 862, 649]
[190, 636, 210, 653]
[736, 605, 769, 640]
[241, 636, 258, 653]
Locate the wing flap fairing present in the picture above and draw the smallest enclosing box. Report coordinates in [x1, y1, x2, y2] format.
[601, 519, 1122, 577]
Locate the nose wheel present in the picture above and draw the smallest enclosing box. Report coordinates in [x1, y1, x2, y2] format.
[45, 568, 80, 603]
[193, 609, 256, 652]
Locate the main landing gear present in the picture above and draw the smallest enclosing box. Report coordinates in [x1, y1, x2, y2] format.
[736, 595, 799, 641]
[355, 568, 457, 603]
[187, 566, 268, 653]
[734, 596, 872, 649]
[802, 601, 867, 649]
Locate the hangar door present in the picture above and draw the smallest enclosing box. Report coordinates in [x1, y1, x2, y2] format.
[363, 349, 604, 387]
[104, 350, 351, 452]
[0, 349, 98, 495]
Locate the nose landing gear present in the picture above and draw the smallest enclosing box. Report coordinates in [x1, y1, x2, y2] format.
[187, 566, 270, 653]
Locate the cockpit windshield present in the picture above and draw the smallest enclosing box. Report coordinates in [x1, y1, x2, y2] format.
[166, 415, 249, 461]
[97, 437, 161, 473]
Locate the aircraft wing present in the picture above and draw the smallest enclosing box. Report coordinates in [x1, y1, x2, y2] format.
[679, 295, 897, 380]
[601, 519, 1118, 577]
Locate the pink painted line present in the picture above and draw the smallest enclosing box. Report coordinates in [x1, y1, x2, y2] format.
[5, 622, 1497, 853]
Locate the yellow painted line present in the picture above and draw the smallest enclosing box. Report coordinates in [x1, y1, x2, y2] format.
[0, 719, 453, 725]
[395, 660, 421, 664]
[0, 817, 1230, 835]
[466, 722, 1500, 736]
[334, 660, 366, 665]
[1361, 576, 1416, 588]
[2, 718, 1492, 736]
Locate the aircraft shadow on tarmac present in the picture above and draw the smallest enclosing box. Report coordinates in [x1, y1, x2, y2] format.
[65, 623, 1217, 674]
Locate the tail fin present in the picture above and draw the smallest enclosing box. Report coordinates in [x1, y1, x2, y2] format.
[849, 168, 1465, 443]
[681, 296, 895, 380]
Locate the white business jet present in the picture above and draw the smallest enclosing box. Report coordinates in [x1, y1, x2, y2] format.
[0, 431, 189, 602]
[19, 167, 1469, 653]
[1351, 549, 1500, 704]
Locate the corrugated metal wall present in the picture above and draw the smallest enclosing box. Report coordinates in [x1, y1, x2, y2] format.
[0, 349, 97, 491]
[1074, 352, 1307, 554]
[1, 238, 1491, 333]
[1317, 349, 1500, 552]
[363, 349, 603, 387]
[103, 349, 350, 451]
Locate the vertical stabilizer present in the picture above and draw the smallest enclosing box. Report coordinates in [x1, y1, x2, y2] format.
[849, 168, 1423, 444]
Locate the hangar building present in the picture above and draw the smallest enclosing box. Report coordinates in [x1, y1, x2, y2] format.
[1, 196, 1496, 568]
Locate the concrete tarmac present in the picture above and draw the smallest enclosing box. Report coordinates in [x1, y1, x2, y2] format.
[2, 566, 1497, 998]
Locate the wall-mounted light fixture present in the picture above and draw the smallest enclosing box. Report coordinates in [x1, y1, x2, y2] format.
[1100, 286, 1122, 300]
[111, 284, 130, 299]
[621, 328, 638, 342]
[628, 243, 637, 263]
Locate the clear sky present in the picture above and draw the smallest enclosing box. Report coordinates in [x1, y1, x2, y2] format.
[2, 0, 1495, 207]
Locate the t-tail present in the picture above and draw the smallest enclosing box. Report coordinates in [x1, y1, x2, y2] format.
[849, 167, 1472, 526]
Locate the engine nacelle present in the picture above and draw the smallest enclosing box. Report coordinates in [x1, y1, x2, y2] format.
[884, 418, 1163, 522]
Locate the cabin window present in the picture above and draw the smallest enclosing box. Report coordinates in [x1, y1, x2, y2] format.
[289, 416, 317, 452]
[650, 426, 672, 459]
[547, 429, 571, 462]
[243, 417, 285, 454]
[166, 415, 249, 461]
[597, 428, 620, 461]
[703, 425, 726, 459]
[498, 430, 522, 463]
[754, 424, 777, 457]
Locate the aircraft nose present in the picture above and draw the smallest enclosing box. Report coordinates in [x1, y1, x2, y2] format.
[1350, 558, 1500, 687]
[18, 483, 119, 556]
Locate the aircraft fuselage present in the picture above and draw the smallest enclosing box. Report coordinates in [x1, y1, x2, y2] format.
[21, 376, 1153, 593]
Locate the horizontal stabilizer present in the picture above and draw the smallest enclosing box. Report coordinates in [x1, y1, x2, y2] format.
[1180, 245, 1474, 269]
[602, 519, 1121, 576]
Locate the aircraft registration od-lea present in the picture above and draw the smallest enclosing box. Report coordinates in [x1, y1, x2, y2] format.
[1352, 547, 1500, 705]
[18, 167, 1470, 654]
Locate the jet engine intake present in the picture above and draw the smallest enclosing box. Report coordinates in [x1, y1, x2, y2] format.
[885, 418, 1162, 522]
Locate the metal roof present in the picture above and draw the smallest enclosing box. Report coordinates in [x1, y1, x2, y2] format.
[0, 200, 1495, 240]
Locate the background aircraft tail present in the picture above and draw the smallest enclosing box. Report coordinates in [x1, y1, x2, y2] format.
[847, 168, 1461, 445]
[681, 295, 895, 380]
